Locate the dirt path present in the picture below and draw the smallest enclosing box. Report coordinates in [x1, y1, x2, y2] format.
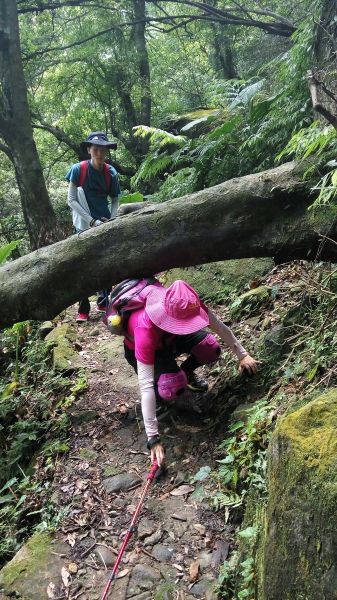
[42, 305, 227, 600]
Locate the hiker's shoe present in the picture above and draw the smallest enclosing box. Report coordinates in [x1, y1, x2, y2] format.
[76, 312, 89, 323]
[186, 372, 209, 393]
[96, 304, 107, 312]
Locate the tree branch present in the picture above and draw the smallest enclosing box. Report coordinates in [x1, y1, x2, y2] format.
[23, 23, 121, 60]
[307, 71, 337, 131]
[31, 117, 135, 175]
[0, 142, 13, 161]
[17, 1, 120, 14]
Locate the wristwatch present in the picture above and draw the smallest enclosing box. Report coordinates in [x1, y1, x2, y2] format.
[147, 435, 161, 450]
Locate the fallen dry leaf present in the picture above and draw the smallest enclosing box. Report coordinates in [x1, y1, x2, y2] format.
[117, 568, 129, 579]
[189, 560, 200, 583]
[171, 513, 187, 522]
[75, 479, 88, 490]
[68, 562, 78, 574]
[170, 485, 195, 496]
[193, 524, 206, 536]
[61, 566, 71, 588]
[173, 563, 184, 572]
[47, 582, 56, 598]
[67, 533, 77, 547]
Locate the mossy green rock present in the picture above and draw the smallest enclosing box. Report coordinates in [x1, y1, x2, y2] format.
[229, 285, 272, 319]
[258, 390, 337, 600]
[45, 323, 82, 371]
[263, 324, 286, 360]
[0, 532, 68, 599]
[166, 258, 273, 303]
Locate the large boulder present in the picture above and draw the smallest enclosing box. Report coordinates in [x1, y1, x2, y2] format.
[0, 532, 69, 599]
[258, 390, 337, 600]
[166, 258, 273, 303]
[45, 323, 82, 371]
[229, 285, 272, 319]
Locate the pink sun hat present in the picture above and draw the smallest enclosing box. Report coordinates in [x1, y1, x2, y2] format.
[145, 280, 209, 334]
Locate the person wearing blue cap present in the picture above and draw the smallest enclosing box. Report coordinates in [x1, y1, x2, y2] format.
[66, 132, 121, 322]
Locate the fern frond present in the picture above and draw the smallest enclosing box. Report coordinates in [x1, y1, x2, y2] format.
[133, 125, 186, 148]
[132, 152, 175, 185]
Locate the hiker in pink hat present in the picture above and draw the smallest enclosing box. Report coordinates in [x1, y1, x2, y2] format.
[123, 280, 259, 467]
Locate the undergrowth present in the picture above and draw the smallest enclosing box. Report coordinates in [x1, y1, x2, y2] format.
[213, 260, 337, 599]
[0, 322, 87, 566]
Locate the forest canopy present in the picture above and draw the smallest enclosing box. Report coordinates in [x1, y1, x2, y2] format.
[0, 0, 336, 257]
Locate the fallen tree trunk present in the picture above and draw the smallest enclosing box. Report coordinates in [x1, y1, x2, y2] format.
[0, 160, 335, 328]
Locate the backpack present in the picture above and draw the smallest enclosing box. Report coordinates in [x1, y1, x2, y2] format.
[104, 277, 160, 335]
[78, 160, 111, 191]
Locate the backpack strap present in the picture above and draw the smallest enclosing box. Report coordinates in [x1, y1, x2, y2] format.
[78, 160, 111, 192]
[78, 160, 89, 188]
[103, 162, 111, 193]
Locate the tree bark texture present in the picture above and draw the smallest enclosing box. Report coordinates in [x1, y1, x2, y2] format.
[309, 0, 337, 127]
[0, 160, 335, 328]
[210, 24, 238, 80]
[0, 0, 57, 250]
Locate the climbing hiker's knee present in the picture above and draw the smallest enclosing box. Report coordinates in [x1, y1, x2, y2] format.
[191, 333, 221, 365]
[157, 370, 188, 401]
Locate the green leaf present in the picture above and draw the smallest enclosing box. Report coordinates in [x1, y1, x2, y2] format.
[191, 465, 211, 482]
[0, 477, 18, 494]
[228, 420, 244, 432]
[238, 588, 251, 598]
[331, 170, 337, 187]
[306, 363, 319, 382]
[208, 116, 240, 140]
[238, 526, 258, 539]
[0, 241, 19, 266]
[217, 454, 234, 465]
[120, 192, 144, 204]
[0, 494, 15, 504]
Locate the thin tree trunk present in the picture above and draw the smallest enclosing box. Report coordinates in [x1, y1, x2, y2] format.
[211, 24, 238, 79]
[0, 160, 333, 328]
[0, 0, 57, 249]
[133, 0, 151, 126]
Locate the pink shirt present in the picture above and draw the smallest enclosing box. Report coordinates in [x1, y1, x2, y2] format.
[125, 308, 165, 364]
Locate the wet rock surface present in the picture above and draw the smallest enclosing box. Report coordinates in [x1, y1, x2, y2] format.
[103, 472, 142, 493]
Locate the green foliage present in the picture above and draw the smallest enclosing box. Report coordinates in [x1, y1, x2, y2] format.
[310, 168, 337, 211]
[133, 11, 316, 197]
[216, 528, 258, 599]
[132, 126, 188, 187]
[0, 241, 19, 265]
[277, 122, 337, 162]
[151, 168, 197, 202]
[120, 191, 144, 204]
[0, 323, 87, 565]
[213, 401, 273, 513]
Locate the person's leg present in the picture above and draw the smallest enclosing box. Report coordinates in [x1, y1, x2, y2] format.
[96, 289, 110, 311]
[76, 297, 90, 321]
[124, 344, 187, 402]
[154, 349, 188, 402]
[124, 344, 138, 373]
[175, 331, 221, 392]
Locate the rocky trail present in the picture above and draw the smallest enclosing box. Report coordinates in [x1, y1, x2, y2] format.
[1, 306, 231, 600]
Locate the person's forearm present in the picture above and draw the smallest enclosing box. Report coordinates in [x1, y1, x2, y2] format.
[208, 309, 248, 360]
[137, 361, 159, 439]
[110, 197, 119, 218]
[67, 183, 92, 226]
